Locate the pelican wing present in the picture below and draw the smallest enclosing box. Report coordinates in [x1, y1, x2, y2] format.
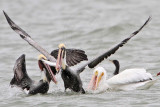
[76, 17, 151, 73]
[51, 49, 88, 66]
[106, 68, 153, 85]
[3, 11, 56, 62]
[10, 54, 33, 88]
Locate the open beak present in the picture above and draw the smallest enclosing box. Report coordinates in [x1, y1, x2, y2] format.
[88, 72, 104, 90]
[88, 75, 97, 90]
[95, 73, 103, 90]
[56, 48, 64, 72]
[38, 60, 57, 84]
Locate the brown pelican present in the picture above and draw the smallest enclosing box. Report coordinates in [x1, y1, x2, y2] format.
[50, 17, 151, 93]
[4, 11, 151, 93]
[88, 66, 156, 92]
[10, 54, 57, 95]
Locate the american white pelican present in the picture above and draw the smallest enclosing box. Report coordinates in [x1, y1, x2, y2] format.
[88, 66, 156, 91]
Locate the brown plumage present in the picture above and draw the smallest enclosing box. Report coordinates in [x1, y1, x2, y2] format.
[51, 49, 88, 66]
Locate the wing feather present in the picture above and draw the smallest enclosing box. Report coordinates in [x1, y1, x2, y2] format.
[76, 17, 151, 73]
[3, 11, 56, 62]
[10, 54, 33, 89]
[50, 49, 58, 59]
[66, 49, 88, 66]
[50, 49, 88, 66]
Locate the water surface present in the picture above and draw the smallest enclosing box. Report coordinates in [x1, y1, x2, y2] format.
[0, 0, 160, 106]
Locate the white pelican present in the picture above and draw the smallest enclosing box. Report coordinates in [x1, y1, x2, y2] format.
[88, 66, 156, 91]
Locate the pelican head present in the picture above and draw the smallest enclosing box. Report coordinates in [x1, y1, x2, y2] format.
[56, 43, 66, 72]
[88, 67, 107, 90]
[38, 54, 57, 84]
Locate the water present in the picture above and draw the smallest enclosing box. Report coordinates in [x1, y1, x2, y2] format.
[0, 0, 160, 106]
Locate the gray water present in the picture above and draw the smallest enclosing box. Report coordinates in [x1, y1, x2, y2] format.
[0, 0, 160, 106]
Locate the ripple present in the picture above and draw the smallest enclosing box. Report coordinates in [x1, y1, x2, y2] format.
[1, 0, 160, 106]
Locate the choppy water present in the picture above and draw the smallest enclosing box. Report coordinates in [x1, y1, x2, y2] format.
[0, 0, 160, 106]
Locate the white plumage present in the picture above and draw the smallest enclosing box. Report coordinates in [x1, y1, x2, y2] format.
[88, 67, 156, 92]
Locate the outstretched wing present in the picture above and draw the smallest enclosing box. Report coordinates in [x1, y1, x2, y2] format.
[3, 11, 56, 62]
[66, 49, 88, 66]
[76, 17, 151, 73]
[51, 49, 88, 66]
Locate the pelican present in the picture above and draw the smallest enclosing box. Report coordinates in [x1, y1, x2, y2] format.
[88, 62, 156, 91]
[10, 54, 57, 95]
[4, 11, 151, 93]
[88, 67, 156, 91]
[109, 59, 158, 90]
[49, 17, 151, 93]
[4, 11, 88, 93]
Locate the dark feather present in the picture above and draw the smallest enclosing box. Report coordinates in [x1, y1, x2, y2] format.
[3, 11, 30, 38]
[51, 49, 88, 66]
[66, 49, 87, 66]
[10, 54, 33, 89]
[88, 17, 151, 68]
[50, 49, 58, 59]
[3, 11, 56, 62]
[76, 17, 151, 72]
